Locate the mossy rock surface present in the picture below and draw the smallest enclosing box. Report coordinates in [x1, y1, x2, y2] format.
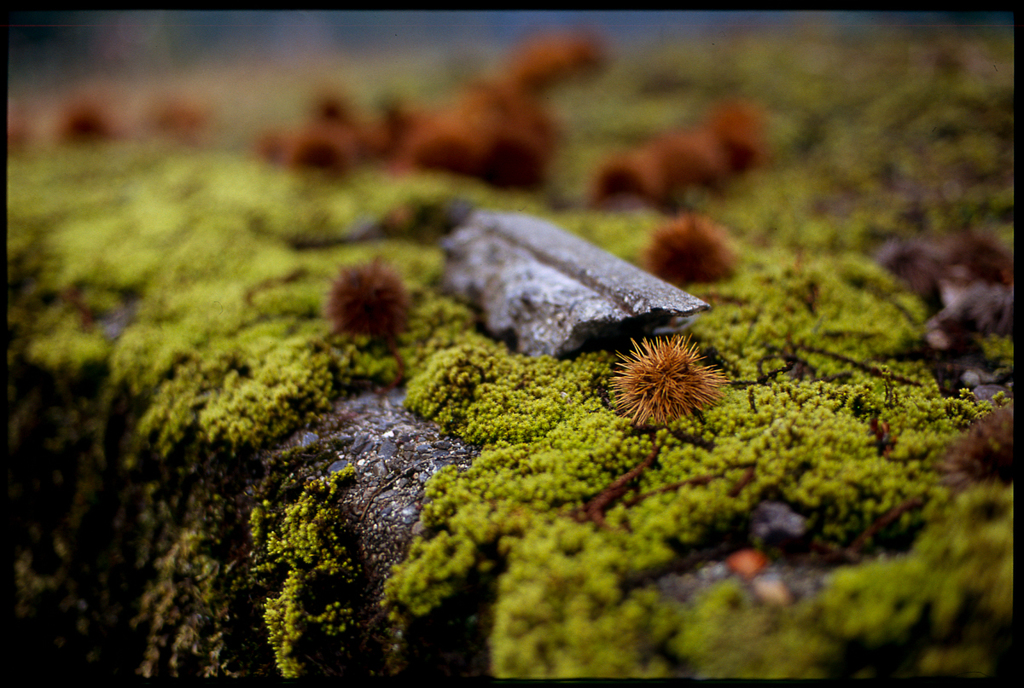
[9, 23, 1012, 678]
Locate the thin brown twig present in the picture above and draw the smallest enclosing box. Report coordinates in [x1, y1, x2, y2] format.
[795, 343, 923, 386]
[578, 436, 660, 529]
[621, 474, 717, 508]
[847, 496, 924, 554]
[731, 361, 795, 388]
[727, 466, 756, 498]
[244, 268, 309, 305]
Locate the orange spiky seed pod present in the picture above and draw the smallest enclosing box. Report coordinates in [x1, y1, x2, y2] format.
[704, 99, 767, 173]
[479, 122, 549, 188]
[284, 122, 360, 175]
[459, 79, 557, 146]
[651, 129, 730, 192]
[506, 31, 605, 93]
[57, 96, 118, 142]
[149, 95, 210, 144]
[324, 259, 410, 340]
[937, 406, 1013, 493]
[396, 80, 556, 189]
[611, 335, 728, 426]
[644, 214, 737, 284]
[397, 110, 490, 178]
[589, 148, 669, 209]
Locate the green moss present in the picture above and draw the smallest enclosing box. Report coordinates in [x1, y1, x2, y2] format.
[252, 468, 360, 678]
[489, 517, 676, 678]
[387, 249, 990, 676]
[23, 310, 113, 384]
[977, 334, 1013, 373]
[405, 340, 615, 448]
[670, 482, 1012, 678]
[690, 248, 930, 383]
[386, 500, 530, 621]
[389, 338, 981, 676]
[9, 26, 1012, 678]
[8, 135, 576, 675]
[133, 335, 341, 458]
[395, 290, 481, 380]
[669, 578, 810, 678]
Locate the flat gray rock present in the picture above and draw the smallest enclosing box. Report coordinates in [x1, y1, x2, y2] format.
[442, 210, 711, 357]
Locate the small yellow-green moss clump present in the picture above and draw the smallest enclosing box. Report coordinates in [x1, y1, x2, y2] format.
[669, 481, 1012, 678]
[134, 335, 345, 459]
[976, 334, 1013, 376]
[489, 516, 679, 678]
[689, 248, 931, 384]
[405, 338, 616, 447]
[251, 468, 360, 678]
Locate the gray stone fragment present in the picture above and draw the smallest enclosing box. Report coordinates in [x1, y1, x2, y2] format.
[973, 384, 1012, 404]
[750, 501, 808, 547]
[442, 210, 711, 357]
[99, 295, 140, 342]
[296, 431, 319, 448]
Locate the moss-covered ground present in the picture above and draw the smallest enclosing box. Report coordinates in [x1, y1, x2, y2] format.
[9, 24, 1012, 677]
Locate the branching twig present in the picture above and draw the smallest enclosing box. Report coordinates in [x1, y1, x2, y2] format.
[577, 437, 660, 529]
[731, 361, 795, 388]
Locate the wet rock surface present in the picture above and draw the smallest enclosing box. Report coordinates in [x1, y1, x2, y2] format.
[270, 388, 479, 612]
[442, 210, 710, 357]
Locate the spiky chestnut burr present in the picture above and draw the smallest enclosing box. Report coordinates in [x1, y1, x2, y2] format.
[324, 259, 410, 391]
[589, 148, 669, 209]
[611, 335, 728, 426]
[938, 405, 1013, 493]
[284, 122, 360, 175]
[704, 99, 768, 173]
[644, 213, 737, 285]
[56, 95, 119, 143]
[505, 31, 605, 93]
[325, 259, 409, 339]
